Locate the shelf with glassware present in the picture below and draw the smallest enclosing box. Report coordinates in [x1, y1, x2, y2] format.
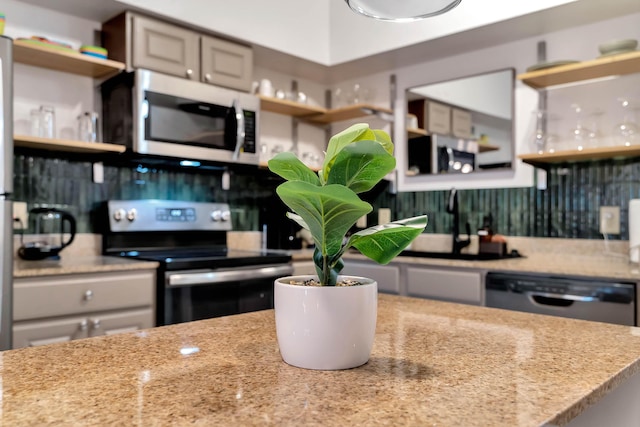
[13, 39, 126, 78]
[13, 135, 126, 154]
[518, 145, 640, 168]
[517, 50, 640, 89]
[517, 49, 640, 166]
[258, 96, 393, 124]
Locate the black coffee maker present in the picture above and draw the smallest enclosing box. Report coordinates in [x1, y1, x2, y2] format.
[18, 208, 77, 261]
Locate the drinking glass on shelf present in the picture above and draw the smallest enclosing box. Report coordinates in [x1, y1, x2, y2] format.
[568, 104, 592, 151]
[586, 109, 605, 147]
[77, 112, 99, 142]
[29, 108, 42, 137]
[39, 105, 56, 139]
[612, 97, 639, 147]
[531, 110, 562, 154]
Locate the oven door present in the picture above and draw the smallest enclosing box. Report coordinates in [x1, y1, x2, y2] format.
[161, 264, 293, 325]
[134, 70, 259, 165]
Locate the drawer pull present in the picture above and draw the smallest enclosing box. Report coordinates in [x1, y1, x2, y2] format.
[186, 69, 193, 78]
[79, 319, 88, 331]
[92, 319, 101, 329]
[84, 290, 94, 301]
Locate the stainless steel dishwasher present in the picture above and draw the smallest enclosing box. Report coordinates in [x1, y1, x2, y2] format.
[485, 272, 636, 326]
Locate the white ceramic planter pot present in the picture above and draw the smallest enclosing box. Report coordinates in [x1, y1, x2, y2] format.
[274, 275, 378, 370]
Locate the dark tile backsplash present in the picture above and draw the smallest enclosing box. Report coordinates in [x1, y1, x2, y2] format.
[12, 152, 640, 240]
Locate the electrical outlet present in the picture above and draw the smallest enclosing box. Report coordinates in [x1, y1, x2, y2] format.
[378, 208, 391, 225]
[13, 201, 28, 230]
[599, 206, 620, 234]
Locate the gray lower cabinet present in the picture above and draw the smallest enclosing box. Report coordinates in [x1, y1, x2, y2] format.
[342, 260, 400, 294]
[12, 270, 155, 349]
[103, 12, 253, 91]
[406, 266, 483, 305]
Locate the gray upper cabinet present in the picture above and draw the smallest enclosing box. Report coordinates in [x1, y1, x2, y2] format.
[132, 15, 200, 81]
[103, 12, 253, 92]
[201, 35, 253, 91]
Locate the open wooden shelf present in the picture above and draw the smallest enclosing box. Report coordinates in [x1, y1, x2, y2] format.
[408, 127, 428, 139]
[13, 39, 126, 79]
[478, 143, 500, 153]
[518, 50, 640, 89]
[518, 145, 640, 168]
[14, 135, 126, 154]
[259, 96, 327, 117]
[259, 161, 321, 172]
[305, 104, 393, 124]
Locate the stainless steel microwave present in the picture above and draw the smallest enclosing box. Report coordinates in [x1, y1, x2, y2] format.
[101, 69, 260, 165]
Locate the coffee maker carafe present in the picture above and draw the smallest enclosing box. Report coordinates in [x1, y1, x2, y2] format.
[18, 208, 77, 261]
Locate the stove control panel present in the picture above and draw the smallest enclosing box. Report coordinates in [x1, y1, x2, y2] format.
[107, 200, 233, 232]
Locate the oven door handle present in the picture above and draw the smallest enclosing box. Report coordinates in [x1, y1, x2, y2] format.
[168, 265, 294, 287]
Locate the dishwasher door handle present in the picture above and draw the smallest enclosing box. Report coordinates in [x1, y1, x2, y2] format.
[526, 291, 596, 303]
[168, 265, 294, 287]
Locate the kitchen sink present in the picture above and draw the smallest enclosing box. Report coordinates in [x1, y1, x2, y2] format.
[398, 249, 523, 261]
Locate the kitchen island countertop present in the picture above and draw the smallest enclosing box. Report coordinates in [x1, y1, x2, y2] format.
[2, 294, 640, 426]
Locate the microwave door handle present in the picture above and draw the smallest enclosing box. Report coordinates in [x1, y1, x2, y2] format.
[232, 99, 245, 161]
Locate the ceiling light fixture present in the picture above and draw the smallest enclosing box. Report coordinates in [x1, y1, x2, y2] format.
[344, 0, 462, 22]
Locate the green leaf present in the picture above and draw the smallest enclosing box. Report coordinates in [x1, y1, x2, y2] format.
[346, 216, 428, 264]
[268, 152, 321, 185]
[322, 123, 390, 182]
[312, 248, 345, 286]
[326, 140, 396, 194]
[277, 181, 371, 256]
[371, 129, 394, 156]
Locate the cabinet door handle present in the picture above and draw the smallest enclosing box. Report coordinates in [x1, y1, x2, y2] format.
[92, 319, 101, 330]
[186, 69, 193, 78]
[84, 290, 94, 301]
[79, 319, 88, 331]
[204, 73, 211, 82]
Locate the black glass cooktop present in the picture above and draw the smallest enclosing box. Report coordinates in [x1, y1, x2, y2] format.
[114, 248, 292, 271]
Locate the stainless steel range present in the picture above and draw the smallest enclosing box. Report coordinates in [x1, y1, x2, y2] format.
[102, 199, 293, 326]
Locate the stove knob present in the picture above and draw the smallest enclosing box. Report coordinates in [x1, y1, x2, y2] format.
[113, 208, 126, 222]
[221, 210, 231, 222]
[211, 210, 222, 221]
[127, 208, 137, 222]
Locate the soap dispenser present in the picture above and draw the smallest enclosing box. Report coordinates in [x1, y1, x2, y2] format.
[477, 214, 494, 243]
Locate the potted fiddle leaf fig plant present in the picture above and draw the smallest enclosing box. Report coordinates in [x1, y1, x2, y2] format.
[268, 123, 427, 370]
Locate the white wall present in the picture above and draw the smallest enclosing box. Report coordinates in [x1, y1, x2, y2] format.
[4, 0, 100, 140]
[372, 11, 640, 191]
[114, 0, 332, 64]
[327, 0, 577, 65]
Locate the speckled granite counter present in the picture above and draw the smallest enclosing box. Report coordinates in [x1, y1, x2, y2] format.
[2, 294, 640, 426]
[13, 256, 159, 278]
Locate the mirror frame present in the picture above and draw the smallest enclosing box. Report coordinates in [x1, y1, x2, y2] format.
[393, 67, 535, 193]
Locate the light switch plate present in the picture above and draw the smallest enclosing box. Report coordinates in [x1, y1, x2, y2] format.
[600, 206, 620, 234]
[13, 201, 28, 230]
[378, 208, 391, 225]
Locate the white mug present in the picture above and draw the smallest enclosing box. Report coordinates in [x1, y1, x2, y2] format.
[259, 79, 274, 97]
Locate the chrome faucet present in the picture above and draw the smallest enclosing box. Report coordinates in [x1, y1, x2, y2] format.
[446, 188, 471, 254]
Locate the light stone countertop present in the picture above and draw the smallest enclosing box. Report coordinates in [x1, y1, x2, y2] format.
[293, 236, 640, 281]
[13, 256, 159, 278]
[2, 294, 640, 426]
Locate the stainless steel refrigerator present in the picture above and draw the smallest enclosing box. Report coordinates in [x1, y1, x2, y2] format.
[0, 35, 13, 350]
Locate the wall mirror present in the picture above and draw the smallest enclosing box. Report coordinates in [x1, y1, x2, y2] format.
[404, 68, 515, 177]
